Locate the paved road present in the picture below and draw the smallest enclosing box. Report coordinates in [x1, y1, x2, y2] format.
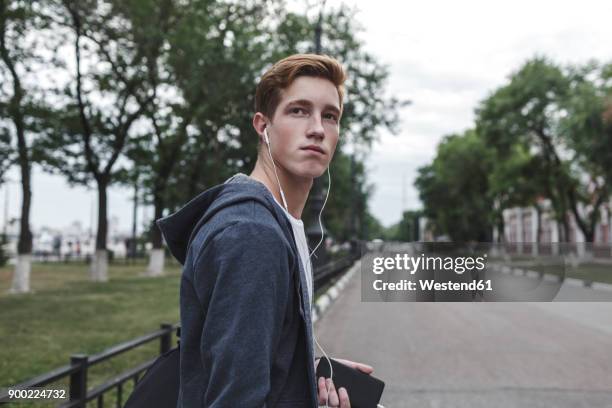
[314, 261, 612, 408]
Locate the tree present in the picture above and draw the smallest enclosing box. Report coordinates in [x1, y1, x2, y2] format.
[477, 57, 609, 242]
[0, 231, 8, 267]
[0, 124, 11, 183]
[393, 210, 422, 242]
[110, 0, 183, 276]
[123, 0, 276, 275]
[487, 144, 550, 242]
[415, 130, 495, 242]
[0, 0, 51, 292]
[558, 61, 612, 241]
[38, 0, 153, 281]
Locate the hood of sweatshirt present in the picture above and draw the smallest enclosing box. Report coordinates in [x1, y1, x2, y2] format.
[156, 173, 291, 265]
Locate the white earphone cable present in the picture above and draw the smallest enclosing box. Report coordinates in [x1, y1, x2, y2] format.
[309, 166, 331, 259]
[311, 166, 333, 407]
[264, 128, 289, 212]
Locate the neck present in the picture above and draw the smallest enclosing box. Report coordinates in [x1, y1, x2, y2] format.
[249, 154, 312, 219]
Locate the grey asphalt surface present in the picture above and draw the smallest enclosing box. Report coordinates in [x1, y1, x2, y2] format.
[313, 261, 612, 408]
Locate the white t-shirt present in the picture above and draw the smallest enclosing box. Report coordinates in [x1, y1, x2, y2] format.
[270, 197, 314, 310]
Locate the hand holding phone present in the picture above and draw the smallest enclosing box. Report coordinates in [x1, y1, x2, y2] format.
[315, 357, 385, 408]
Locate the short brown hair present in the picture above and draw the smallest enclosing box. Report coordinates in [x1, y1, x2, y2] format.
[255, 54, 347, 120]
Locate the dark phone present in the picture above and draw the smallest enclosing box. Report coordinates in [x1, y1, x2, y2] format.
[315, 358, 385, 408]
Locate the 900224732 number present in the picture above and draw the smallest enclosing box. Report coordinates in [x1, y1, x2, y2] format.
[4, 387, 68, 401]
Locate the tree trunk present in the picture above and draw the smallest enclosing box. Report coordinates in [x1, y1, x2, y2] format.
[2, 22, 33, 293]
[10, 254, 31, 294]
[11, 154, 32, 293]
[557, 218, 565, 243]
[91, 249, 108, 282]
[535, 204, 542, 244]
[91, 178, 108, 281]
[497, 214, 505, 243]
[16, 139, 32, 255]
[146, 249, 165, 277]
[608, 206, 612, 258]
[146, 193, 165, 277]
[10, 122, 33, 294]
[151, 191, 165, 249]
[188, 147, 207, 199]
[561, 213, 570, 243]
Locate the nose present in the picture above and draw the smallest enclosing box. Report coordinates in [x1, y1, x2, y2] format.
[306, 114, 325, 140]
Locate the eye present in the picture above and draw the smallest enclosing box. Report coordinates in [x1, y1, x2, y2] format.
[290, 107, 307, 115]
[324, 112, 338, 122]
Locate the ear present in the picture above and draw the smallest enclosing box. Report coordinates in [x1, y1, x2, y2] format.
[252, 112, 268, 143]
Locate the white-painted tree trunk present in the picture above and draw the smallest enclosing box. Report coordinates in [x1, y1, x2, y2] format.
[90, 249, 109, 282]
[146, 249, 165, 277]
[9, 254, 31, 294]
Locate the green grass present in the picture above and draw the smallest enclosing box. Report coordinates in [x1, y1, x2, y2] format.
[0, 259, 181, 407]
[570, 264, 612, 284]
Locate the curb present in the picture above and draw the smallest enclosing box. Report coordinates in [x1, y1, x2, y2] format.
[591, 282, 612, 291]
[312, 260, 360, 324]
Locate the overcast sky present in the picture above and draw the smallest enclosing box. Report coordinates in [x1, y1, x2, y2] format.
[3, 0, 612, 233]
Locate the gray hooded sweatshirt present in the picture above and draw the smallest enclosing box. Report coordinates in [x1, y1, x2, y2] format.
[157, 173, 317, 408]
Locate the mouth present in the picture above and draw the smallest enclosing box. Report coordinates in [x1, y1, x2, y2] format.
[300, 145, 326, 155]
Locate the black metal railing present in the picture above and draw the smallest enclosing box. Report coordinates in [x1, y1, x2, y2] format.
[0, 323, 179, 408]
[313, 252, 360, 291]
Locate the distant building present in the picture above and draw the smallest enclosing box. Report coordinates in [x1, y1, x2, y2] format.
[2, 219, 132, 262]
[417, 197, 612, 257]
[501, 199, 611, 243]
[500, 198, 611, 257]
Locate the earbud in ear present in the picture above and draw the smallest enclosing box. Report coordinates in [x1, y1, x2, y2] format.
[263, 128, 270, 145]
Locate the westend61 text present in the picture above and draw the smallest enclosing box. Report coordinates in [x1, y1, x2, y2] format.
[373, 279, 493, 291]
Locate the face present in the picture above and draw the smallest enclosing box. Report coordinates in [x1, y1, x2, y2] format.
[255, 76, 341, 179]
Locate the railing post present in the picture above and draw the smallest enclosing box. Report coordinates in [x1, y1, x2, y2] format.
[160, 323, 172, 354]
[69, 354, 88, 408]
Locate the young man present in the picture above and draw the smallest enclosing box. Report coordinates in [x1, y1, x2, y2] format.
[158, 54, 372, 408]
